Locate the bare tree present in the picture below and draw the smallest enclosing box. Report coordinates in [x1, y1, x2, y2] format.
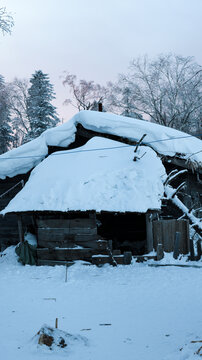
[110, 54, 202, 133]
[0, 7, 14, 35]
[63, 73, 107, 111]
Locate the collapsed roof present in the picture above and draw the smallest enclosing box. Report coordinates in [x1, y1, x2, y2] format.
[1, 136, 166, 214]
[0, 110, 201, 180]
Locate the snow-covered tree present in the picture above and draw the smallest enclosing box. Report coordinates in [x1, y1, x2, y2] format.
[0, 6, 14, 35]
[107, 82, 143, 119]
[110, 54, 202, 132]
[7, 78, 30, 146]
[0, 75, 13, 154]
[63, 73, 107, 111]
[26, 70, 60, 140]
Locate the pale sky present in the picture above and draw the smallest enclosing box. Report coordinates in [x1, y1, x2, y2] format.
[1, 0, 202, 121]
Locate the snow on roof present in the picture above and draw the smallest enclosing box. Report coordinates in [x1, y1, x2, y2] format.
[0, 110, 201, 180]
[1, 137, 166, 214]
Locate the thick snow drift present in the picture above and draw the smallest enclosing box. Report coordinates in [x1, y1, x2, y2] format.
[0, 110, 201, 179]
[1, 137, 165, 214]
[0, 247, 201, 360]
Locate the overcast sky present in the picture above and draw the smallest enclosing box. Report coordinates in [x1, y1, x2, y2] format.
[1, 0, 202, 121]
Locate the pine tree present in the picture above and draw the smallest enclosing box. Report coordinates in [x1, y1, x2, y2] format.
[26, 70, 60, 140]
[0, 75, 13, 154]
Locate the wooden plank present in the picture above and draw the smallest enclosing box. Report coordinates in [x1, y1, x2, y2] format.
[17, 215, 24, 243]
[0, 228, 19, 235]
[146, 213, 153, 253]
[196, 240, 201, 261]
[163, 220, 174, 252]
[91, 255, 111, 265]
[68, 227, 97, 235]
[37, 218, 96, 229]
[74, 234, 98, 242]
[173, 232, 180, 259]
[123, 251, 132, 265]
[134, 255, 156, 262]
[38, 238, 103, 250]
[70, 218, 96, 228]
[153, 221, 162, 250]
[37, 228, 97, 246]
[37, 248, 94, 261]
[37, 259, 75, 266]
[113, 255, 124, 265]
[113, 250, 121, 255]
[189, 239, 195, 260]
[176, 220, 189, 254]
[36, 219, 71, 228]
[38, 240, 76, 249]
[37, 228, 70, 244]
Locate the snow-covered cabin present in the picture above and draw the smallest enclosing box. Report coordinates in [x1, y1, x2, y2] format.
[0, 111, 201, 264]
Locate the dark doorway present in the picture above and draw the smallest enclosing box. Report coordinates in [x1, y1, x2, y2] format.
[97, 212, 146, 255]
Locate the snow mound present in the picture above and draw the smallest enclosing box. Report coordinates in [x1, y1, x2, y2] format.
[0, 245, 20, 267]
[34, 324, 87, 351]
[1, 136, 166, 214]
[0, 110, 201, 180]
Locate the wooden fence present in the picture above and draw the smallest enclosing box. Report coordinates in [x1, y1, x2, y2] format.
[153, 219, 189, 254]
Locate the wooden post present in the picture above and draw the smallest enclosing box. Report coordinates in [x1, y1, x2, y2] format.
[189, 239, 195, 260]
[55, 318, 58, 329]
[108, 240, 113, 251]
[173, 232, 180, 259]
[17, 214, 24, 243]
[98, 103, 103, 112]
[146, 213, 153, 253]
[156, 243, 164, 260]
[195, 240, 201, 261]
[65, 263, 68, 282]
[124, 251, 132, 265]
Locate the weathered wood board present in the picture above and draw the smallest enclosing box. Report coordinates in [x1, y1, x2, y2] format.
[153, 219, 189, 254]
[37, 259, 74, 266]
[37, 217, 98, 249]
[36, 218, 96, 229]
[37, 247, 106, 262]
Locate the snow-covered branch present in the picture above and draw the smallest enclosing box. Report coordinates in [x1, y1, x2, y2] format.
[164, 184, 202, 237]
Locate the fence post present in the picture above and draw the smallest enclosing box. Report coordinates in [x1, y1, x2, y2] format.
[98, 103, 103, 112]
[189, 239, 195, 260]
[156, 243, 164, 260]
[17, 215, 24, 243]
[173, 232, 180, 259]
[195, 240, 201, 261]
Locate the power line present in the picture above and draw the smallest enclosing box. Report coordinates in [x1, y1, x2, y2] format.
[0, 133, 201, 160]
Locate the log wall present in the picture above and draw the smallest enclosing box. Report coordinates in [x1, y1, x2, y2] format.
[36, 217, 99, 249]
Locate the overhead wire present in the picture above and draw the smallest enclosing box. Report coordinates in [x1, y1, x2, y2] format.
[0, 133, 201, 160]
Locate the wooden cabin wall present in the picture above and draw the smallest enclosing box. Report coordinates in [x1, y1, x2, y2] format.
[36, 215, 98, 249]
[0, 173, 30, 250]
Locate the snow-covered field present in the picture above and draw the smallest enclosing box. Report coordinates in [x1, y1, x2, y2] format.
[0, 247, 201, 360]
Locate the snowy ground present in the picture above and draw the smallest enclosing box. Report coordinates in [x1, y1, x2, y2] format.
[0, 247, 201, 360]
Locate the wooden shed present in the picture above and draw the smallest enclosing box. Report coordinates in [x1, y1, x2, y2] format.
[0, 110, 201, 263]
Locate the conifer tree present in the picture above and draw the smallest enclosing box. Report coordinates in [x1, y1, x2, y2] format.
[26, 70, 59, 140]
[0, 75, 13, 154]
